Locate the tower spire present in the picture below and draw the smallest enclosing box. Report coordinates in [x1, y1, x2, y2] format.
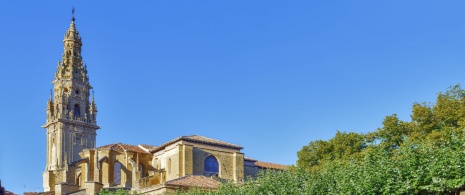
[42, 12, 100, 191]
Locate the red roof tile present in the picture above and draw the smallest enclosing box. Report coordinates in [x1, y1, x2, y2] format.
[5, 191, 17, 195]
[244, 156, 257, 162]
[139, 144, 158, 152]
[165, 175, 220, 189]
[254, 161, 289, 170]
[24, 192, 54, 195]
[151, 135, 243, 153]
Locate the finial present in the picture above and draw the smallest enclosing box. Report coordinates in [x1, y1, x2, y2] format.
[50, 89, 53, 100]
[92, 90, 95, 101]
[71, 7, 75, 22]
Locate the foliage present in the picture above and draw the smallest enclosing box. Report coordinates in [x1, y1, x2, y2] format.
[294, 84, 465, 194]
[171, 170, 310, 195]
[99, 189, 139, 195]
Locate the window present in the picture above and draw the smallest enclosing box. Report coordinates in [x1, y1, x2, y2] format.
[204, 156, 219, 174]
[76, 174, 81, 187]
[168, 158, 171, 175]
[74, 104, 81, 117]
[114, 161, 122, 185]
[139, 165, 144, 177]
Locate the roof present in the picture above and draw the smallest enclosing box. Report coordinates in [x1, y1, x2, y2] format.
[24, 192, 54, 195]
[96, 143, 149, 154]
[139, 144, 158, 152]
[150, 135, 243, 153]
[244, 156, 257, 162]
[5, 191, 17, 195]
[165, 175, 220, 189]
[254, 161, 289, 170]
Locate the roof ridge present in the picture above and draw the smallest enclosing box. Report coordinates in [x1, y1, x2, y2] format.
[166, 174, 193, 182]
[150, 135, 243, 153]
[254, 161, 289, 170]
[96, 142, 150, 154]
[165, 175, 220, 189]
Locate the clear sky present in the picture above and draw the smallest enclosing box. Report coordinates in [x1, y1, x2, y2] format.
[1, 1, 465, 194]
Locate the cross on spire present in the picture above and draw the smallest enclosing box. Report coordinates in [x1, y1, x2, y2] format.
[71, 7, 75, 22]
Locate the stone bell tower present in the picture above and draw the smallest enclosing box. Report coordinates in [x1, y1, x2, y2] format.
[42, 9, 100, 191]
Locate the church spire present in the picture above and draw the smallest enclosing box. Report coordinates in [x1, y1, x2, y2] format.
[65, 7, 80, 42]
[54, 7, 89, 86]
[42, 10, 100, 185]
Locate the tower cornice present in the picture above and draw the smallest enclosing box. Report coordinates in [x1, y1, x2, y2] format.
[42, 118, 100, 130]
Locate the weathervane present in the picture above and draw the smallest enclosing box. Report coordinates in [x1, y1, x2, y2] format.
[71, 7, 75, 22]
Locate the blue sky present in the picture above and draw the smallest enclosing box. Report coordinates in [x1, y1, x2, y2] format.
[1, 1, 465, 193]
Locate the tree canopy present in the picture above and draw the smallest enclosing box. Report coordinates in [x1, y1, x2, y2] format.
[295, 84, 465, 194]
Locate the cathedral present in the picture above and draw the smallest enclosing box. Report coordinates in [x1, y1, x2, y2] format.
[41, 12, 287, 195]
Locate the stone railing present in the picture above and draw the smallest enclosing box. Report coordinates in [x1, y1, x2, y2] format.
[47, 115, 96, 125]
[139, 172, 165, 189]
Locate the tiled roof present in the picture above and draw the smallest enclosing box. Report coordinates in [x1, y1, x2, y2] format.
[254, 161, 289, 170]
[5, 191, 17, 195]
[244, 156, 257, 162]
[24, 192, 54, 195]
[139, 144, 158, 152]
[165, 175, 220, 189]
[150, 135, 243, 153]
[96, 143, 149, 154]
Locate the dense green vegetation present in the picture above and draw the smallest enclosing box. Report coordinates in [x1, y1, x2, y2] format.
[102, 85, 465, 194]
[99, 189, 140, 195]
[294, 84, 465, 194]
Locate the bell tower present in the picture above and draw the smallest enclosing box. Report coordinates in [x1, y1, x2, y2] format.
[42, 9, 100, 191]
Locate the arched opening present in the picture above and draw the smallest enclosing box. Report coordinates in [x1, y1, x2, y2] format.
[139, 164, 145, 177]
[168, 158, 171, 175]
[76, 173, 81, 187]
[74, 104, 81, 117]
[154, 158, 159, 170]
[114, 161, 122, 185]
[204, 155, 219, 176]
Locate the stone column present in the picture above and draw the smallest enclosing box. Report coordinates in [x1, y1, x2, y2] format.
[181, 144, 193, 176]
[42, 171, 55, 192]
[233, 152, 244, 183]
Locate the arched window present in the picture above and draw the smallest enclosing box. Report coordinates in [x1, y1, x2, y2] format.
[74, 104, 81, 117]
[139, 164, 144, 177]
[204, 156, 219, 174]
[168, 158, 171, 175]
[114, 161, 122, 185]
[76, 173, 81, 187]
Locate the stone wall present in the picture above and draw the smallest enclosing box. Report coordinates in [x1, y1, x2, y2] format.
[153, 140, 244, 182]
[156, 144, 180, 181]
[190, 143, 243, 182]
[55, 183, 79, 195]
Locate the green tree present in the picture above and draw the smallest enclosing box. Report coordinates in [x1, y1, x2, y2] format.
[295, 84, 465, 194]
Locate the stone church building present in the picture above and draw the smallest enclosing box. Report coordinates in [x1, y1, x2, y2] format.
[41, 13, 287, 195]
